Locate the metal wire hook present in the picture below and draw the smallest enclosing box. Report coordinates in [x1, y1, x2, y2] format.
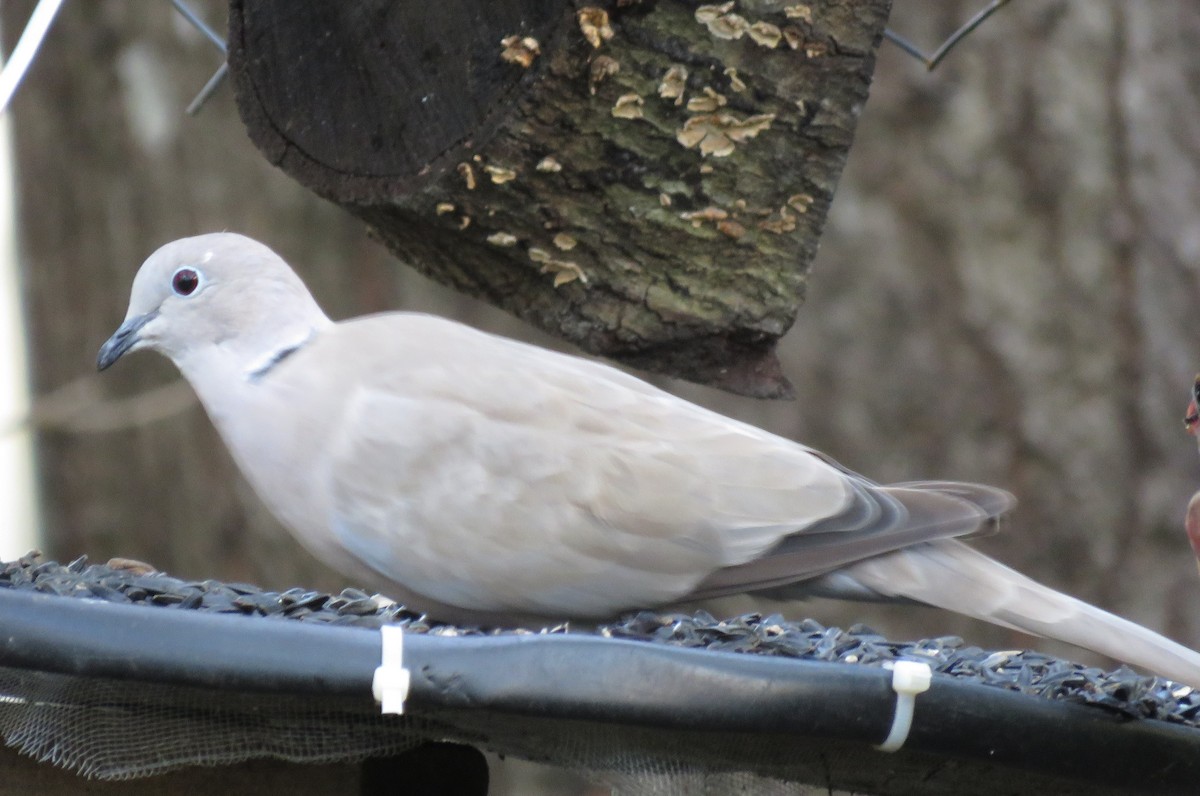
[884, 0, 1014, 72]
[169, 0, 227, 116]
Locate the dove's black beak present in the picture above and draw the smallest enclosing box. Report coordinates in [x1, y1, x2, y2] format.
[97, 311, 156, 371]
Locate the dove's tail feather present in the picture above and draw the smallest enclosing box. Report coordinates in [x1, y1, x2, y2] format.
[884, 480, 1016, 534]
[836, 539, 1200, 689]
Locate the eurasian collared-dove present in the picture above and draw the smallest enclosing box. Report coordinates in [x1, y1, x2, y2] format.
[99, 233, 1200, 686]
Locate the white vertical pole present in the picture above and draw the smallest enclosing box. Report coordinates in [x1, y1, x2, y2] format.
[0, 110, 39, 559]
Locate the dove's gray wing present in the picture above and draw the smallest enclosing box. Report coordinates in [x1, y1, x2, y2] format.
[316, 314, 1005, 621]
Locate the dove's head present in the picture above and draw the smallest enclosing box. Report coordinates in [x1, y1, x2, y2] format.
[98, 233, 330, 373]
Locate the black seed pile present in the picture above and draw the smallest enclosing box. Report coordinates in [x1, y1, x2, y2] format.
[0, 552, 426, 628]
[4, 551, 1200, 730]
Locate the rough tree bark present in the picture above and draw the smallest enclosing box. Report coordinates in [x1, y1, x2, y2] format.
[229, 0, 892, 397]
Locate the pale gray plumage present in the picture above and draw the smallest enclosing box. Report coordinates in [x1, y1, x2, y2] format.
[99, 233, 1200, 687]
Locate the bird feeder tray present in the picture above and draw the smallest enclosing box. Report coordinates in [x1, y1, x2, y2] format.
[1, 554, 1199, 793]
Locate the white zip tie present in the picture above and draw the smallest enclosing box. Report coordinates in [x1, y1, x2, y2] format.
[875, 659, 932, 753]
[0, 0, 67, 114]
[372, 624, 412, 715]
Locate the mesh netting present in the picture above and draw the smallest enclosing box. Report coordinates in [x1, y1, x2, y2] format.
[0, 666, 429, 778]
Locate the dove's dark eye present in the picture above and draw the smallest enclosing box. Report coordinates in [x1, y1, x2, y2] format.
[171, 267, 201, 296]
